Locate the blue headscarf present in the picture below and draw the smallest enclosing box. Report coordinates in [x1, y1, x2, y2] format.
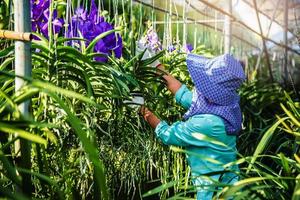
[184, 54, 246, 135]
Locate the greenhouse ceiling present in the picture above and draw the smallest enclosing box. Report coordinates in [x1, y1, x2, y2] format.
[135, 0, 300, 54]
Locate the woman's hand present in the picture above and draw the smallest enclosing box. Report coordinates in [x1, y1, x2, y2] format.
[156, 64, 168, 75]
[156, 64, 182, 95]
[140, 106, 161, 129]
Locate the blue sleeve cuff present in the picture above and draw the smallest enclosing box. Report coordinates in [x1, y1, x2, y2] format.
[175, 84, 189, 104]
[155, 120, 168, 137]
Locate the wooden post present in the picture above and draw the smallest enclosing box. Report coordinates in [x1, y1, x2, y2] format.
[14, 0, 32, 196]
[224, 0, 232, 54]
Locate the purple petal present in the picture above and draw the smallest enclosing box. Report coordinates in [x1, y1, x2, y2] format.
[95, 56, 108, 62]
[73, 7, 87, 21]
[113, 35, 123, 58]
[53, 18, 64, 34]
[43, 9, 58, 20]
[186, 43, 194, 52]
[40, 22, 49, 38]
[168, 45, 176, 52]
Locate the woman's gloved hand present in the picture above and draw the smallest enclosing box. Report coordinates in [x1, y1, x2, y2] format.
[136, 41, 161, 67]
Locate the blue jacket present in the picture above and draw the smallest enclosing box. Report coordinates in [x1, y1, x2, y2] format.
[155, 85, 239, 199]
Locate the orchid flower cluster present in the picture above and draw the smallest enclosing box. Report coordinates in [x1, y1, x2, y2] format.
[31, 0, 64, 38]
[138, 26, 193, 54]
[69, 0, 122, 62]
[138, 27, 162, 53]
[183, 43, 194, 53]
[31, 0, 122, 63]
[167, 43, 194, 53]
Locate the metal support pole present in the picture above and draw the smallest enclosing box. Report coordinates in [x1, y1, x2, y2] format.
[283, 0, 288, 85]
[224, 0, 232, 54]
[14, 0, 32, 196]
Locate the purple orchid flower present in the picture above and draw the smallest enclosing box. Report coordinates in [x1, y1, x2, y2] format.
[68, 0, 122, 62]
[113, 35, 123, 58]
[138, 27, 162, 53]
[146, 28, 162, 51]
[73, 7, 87, 22]
[167, 45, 176, 52]
[31, 0, 64, 39]
[183, 43, 194, 53]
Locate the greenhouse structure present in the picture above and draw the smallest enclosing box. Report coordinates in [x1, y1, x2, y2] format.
[0, 0, 299, 199]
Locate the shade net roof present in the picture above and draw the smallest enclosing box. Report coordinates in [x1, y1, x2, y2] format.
[134, 0, 300, 55]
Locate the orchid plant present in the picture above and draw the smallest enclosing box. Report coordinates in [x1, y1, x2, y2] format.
[31, 0, 122, 63]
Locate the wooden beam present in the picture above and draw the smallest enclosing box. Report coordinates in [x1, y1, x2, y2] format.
[0, 30, 32, 41]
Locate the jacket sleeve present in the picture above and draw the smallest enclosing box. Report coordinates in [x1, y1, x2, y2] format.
[155, 117, 218, 147]
[175, 84, 193, 110]
[155, 121, 191, 146]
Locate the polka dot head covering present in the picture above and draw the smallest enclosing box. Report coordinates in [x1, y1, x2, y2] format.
[184, 53, 246, 135]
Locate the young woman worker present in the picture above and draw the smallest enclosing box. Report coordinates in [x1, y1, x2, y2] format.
[141, 53, 245, 200]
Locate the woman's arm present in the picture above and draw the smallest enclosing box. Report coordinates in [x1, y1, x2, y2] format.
[157, 65, 182, 95]
[157, 65, 193, 109]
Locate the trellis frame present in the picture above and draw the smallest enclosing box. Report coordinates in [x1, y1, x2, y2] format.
[133, 0, 300, 56]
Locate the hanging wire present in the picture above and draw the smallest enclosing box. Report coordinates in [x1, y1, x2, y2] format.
[194, 20, 197, 49]
[162, 8, 167, 48]
[108, 0, 111, 14]
[97, 0, 101, 24]
[286, 0, 299, 98]
[214, 10, 217, 51]
[293, 0, 300, 47]
[114, 0, 119, 25]
[164, 0, 170, 48]
[101, 0, 104, 12]
[121, 0, 127, 35]
[151, 0, 155, 30]
[138, 2, 143, 38]
[172, 0, 180, 44]
[168, 0, 172, 48]
[130, 0, 133, 37]
[182, 0, 186, 47]
[64, 0, 71, 39]
[85, 0, 88, 11]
